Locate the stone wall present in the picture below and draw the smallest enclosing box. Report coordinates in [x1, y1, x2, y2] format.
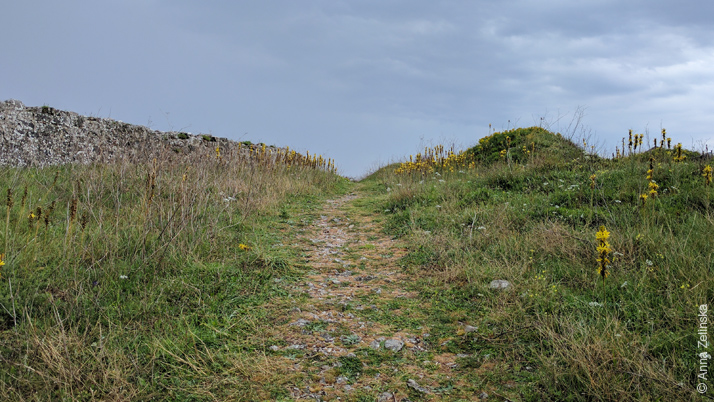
[0, 99, 257, 167]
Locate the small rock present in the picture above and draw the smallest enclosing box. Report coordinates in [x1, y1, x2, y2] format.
[269, 345, 280, 351]
[384, 339, 404, 352]
[378, 392, 394, 402]
[336, 376, 348, 384]
[489, 279, 511, 290]
[479, 391, 489, 399]
[406, 379, 430, 394]
[288, 344, 305, 350]
[465, 325, 478, 333]
[369, 340, 382, 350]
[356, 275, 378, 282]
[290, 319, 310, 327]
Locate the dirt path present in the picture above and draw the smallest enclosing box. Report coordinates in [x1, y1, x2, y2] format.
[268, 191, 482, 401]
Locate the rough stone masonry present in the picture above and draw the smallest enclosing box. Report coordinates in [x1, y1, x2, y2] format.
[0, 99, 254, 167]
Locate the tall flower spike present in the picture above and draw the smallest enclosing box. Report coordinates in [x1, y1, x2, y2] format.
[703, 165, 712, 186]
[596, 226, 611, 283]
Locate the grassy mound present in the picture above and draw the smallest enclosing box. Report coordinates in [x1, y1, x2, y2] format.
[465, 126, 586, 166]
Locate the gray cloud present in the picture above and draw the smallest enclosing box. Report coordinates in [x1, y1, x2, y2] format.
[2, 1, 712, 176]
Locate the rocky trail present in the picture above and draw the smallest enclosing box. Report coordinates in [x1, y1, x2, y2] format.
[265, 190, 493, 402]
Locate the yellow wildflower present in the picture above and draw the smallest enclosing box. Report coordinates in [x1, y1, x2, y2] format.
[595, 226, 610, 242]
[703, 165, 712, 186]
[596, 226, 612, 283]
[238, 243, 251, 251]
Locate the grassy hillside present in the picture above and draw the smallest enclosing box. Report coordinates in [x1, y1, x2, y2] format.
[0, 126, 710, 401]
[365, 127, 712, 401]
[0, 146, 348, 400]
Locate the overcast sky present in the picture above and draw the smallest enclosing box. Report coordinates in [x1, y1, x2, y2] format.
[3, 1, 713, 177]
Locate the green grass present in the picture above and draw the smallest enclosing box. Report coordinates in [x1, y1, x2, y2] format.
[1, 126, 711, 401]
[0, 148, 349, 400]
[364, 127, 712, 401]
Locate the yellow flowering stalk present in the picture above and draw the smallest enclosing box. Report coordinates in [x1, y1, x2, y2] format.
[640, 193, 648, 206]
[646, 157, 658, 199]
[628, 130, 633, 155]
[596, 226, 611, 284]
[0, 253, 4, 279]
[703, 165, 712, 186]
[648, 181, 659, 197]
[673, 143, 685, 162]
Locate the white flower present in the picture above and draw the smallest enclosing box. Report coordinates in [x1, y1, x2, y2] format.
[119, 275, 128, 279]
[588, 302, 603, 307]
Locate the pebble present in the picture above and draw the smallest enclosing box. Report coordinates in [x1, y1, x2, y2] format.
[489, 279, 511, 290]
[377, 392, 394, 402]
[384, 339, 404, 352]
[406, 379, 430, 394]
